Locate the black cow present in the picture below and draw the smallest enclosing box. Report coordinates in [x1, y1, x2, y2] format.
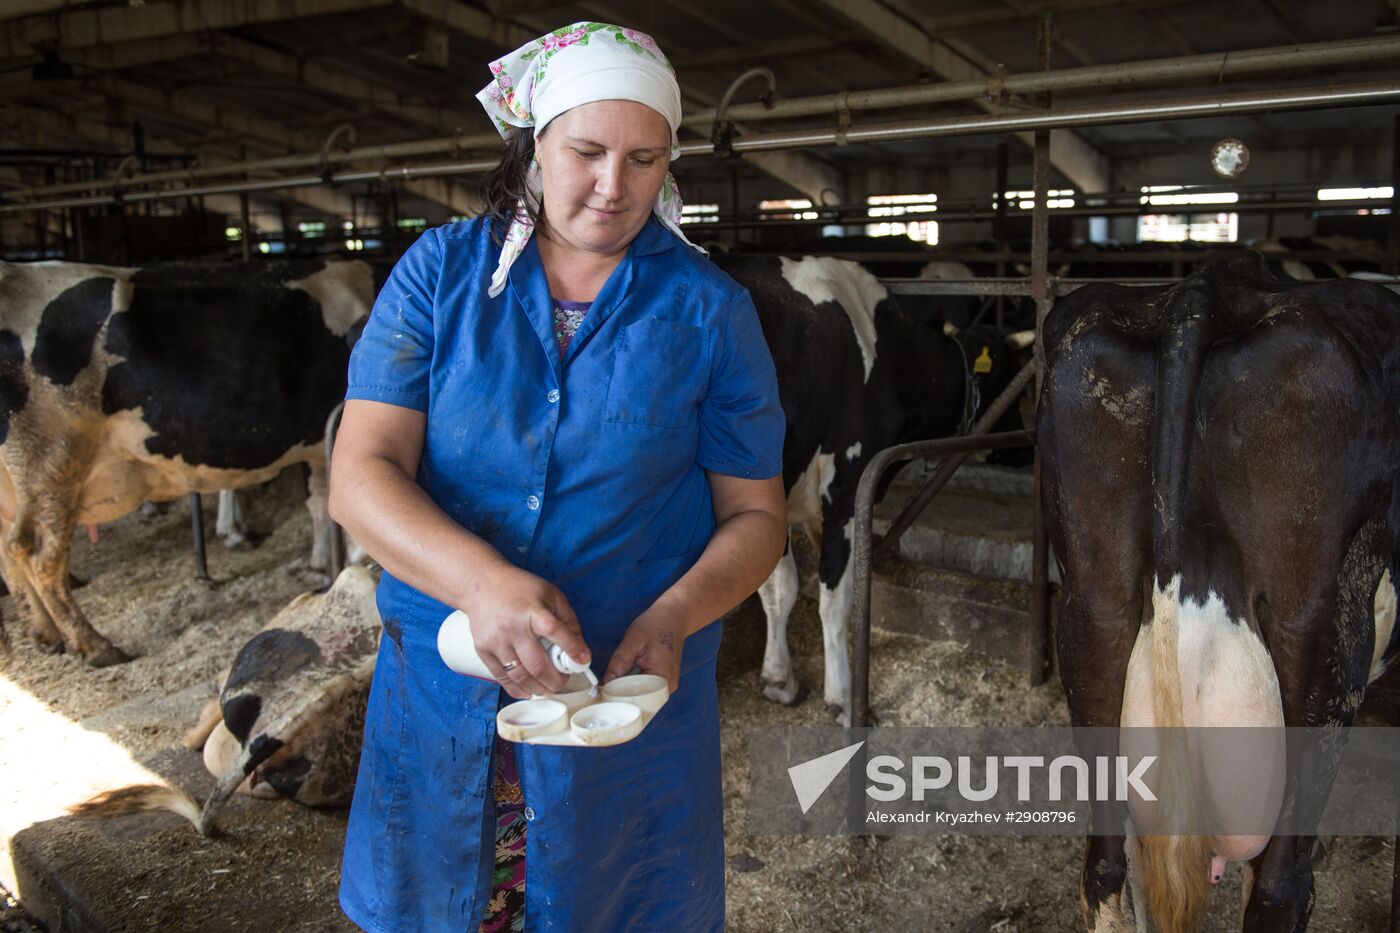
[1038, 253, 1400, 930]
[714, 254, 1026, 724]
[0, 259, 372, 665]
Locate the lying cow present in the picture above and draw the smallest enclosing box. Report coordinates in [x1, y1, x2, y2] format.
[74, 565, 381, 834]
[0, 259, 372, 665]
[714, 254, 1028, 724]
[1038, 253, 1400, 930]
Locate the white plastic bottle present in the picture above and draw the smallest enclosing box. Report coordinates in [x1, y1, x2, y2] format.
[438, 609, 598, 692]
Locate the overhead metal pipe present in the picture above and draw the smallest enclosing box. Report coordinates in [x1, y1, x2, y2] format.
[681, 35, 1400, 127]
[1, 131, 505, 201]
[6, 34, 1400, 203]
[5, 80, 1399, 215]
[694, 81, 1400, 153]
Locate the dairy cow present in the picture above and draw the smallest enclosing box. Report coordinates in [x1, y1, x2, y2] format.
[75, 565, 381, 834]
[715, 254, 1025, 724]
[0, 260, 372, 665]
[1038, 254, 1400, 930]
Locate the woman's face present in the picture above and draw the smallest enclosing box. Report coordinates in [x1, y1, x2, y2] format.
[535, 99, 671, 258]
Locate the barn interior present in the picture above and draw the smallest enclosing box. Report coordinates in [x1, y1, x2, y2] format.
[2, 1, 1400, 931]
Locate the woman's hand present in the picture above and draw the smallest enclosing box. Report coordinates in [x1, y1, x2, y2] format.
[461, 560, 591, 699]
[604, 606, 689, 693]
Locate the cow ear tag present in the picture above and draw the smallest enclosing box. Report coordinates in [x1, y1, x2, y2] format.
[974, 346, 993, 374]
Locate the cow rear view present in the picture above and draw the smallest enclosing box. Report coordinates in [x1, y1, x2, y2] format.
[1039, 254, 1400, 931]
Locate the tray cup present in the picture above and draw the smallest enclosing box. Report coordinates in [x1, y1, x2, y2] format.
[496, 698, 568, 742]
[569, 701, 643, 745]
[601, 674, 669, 714]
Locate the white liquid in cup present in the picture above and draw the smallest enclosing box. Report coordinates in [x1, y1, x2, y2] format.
[569, 702, 642, 745]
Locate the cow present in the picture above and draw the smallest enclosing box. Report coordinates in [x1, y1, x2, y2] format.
[74, 564, 381, 835]
[1037, 253, 1400, 930]
[0, 259, 372, 665]
[713, 254, 1030, 725]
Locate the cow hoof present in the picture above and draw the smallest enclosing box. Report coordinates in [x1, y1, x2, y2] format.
[762, 680, 805, 706]
[827, 704, 851, 727]
[87, 645, 134, 667]
[26, 630, 64, 654]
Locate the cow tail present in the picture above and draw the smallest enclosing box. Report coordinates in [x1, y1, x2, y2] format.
[198, 736, 286, 836]
[70, 784, 202, 832]
[1139, 280, 1214, 932]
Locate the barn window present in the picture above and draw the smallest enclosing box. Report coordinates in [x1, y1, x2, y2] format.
[999, 189, 1075, 210]
[1137, 186, 1239, 243]
[297, 221, 326, 239]
[1317, 186, 1392, 200]
[680, 203, 720, 224]
[866, 193, 938, 245]
[759, 198, 818, 221]
[1317, 187, 1393, 215]
[225, 226, 242, 242]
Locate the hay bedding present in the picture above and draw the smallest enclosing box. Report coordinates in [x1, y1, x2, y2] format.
[0, 487, 1392, 931]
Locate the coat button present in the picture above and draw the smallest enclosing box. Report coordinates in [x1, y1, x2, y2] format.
[526, 495, 540, 510]
[524, 806, 536, 821]
[547, 389, 560, 403]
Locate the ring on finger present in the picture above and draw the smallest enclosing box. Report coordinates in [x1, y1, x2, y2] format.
[501, 658, 519, 672]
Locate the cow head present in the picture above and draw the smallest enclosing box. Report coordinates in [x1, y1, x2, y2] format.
[942, 321, 1036, 467]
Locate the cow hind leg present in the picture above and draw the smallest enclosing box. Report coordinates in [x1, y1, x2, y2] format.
[759, 533, 803, 706]
[306, 461, 331, 573]
[1242, 836, 1313, 932]
[215, 489, 252, 550]
[8, 498, 128, 666]
[0, 519, 48, 653]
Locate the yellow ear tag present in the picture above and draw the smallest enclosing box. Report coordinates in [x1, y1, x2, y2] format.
[974, 346, 993, 374]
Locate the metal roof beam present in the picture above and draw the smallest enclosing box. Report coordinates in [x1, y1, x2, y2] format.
[1, 0, 391, 59]
[66, 32, 211, 70]
[813, 0, 1110, 192]
[398, 0, 536, 49]
[99, 77, 478, 217]
[207, 34, 478, 133]
[0, 101, 186, 155]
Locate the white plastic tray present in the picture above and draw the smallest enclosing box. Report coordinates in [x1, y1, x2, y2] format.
[496, 674, 670, 748]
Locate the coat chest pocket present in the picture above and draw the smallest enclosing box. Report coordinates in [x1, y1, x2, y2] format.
[604, 318, 708, 429]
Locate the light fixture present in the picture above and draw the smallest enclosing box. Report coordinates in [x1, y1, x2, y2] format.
[1210, 138, 1250, 178]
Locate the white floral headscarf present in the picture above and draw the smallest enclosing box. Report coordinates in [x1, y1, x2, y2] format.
[476, 22, 705, 297]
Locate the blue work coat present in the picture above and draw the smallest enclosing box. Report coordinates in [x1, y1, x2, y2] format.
[338, 216, 785, 933]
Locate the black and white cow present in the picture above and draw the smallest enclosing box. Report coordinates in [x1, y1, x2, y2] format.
[0, 259, 372, 665]
[1038, 253, 1400, 930]
[75, 564, 381, 835]
[714, 254, 1026, 724]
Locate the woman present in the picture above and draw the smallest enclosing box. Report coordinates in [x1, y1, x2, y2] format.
[329, 22, 787, 933]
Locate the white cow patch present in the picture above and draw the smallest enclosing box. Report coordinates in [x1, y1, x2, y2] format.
[845, 442, 862, 461]
[779, 256, 884, 382]
[918, 260, 974, 281]
[785, 450, 836, 529]
[290, 263, 374, 337]
[1121, 576, 1284, 868]
[1370, 568, 1396, 682]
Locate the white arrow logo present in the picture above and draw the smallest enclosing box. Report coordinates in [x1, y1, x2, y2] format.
[787, 741, 865, 814]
